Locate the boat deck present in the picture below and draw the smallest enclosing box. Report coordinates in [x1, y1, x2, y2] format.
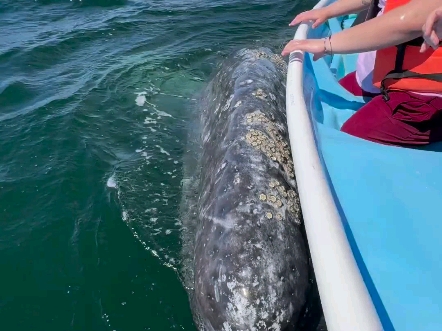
[295, 13, 442, 331]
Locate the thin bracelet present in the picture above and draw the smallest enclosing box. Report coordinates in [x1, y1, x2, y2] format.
[328, 35, 333, 56]
[323, 36, 333, 56]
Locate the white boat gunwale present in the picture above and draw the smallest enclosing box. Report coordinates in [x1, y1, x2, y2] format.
[286, 0, 383, 330]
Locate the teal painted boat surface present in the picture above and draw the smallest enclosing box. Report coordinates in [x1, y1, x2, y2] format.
[290, 5, 442, 331]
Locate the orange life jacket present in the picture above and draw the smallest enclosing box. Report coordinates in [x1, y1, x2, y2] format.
[372, 0, 442, 98]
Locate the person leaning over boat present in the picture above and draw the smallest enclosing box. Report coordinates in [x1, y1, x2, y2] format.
[282, 0, 442, 147]
[289, 0, 385, 98]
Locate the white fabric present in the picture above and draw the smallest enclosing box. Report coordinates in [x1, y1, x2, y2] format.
[355, 0, 386, 93]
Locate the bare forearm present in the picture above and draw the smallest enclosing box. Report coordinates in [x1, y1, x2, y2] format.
[325, 0, 371, 18]
[330, 0, 442, 54]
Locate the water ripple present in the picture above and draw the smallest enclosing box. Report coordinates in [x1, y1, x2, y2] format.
[0, 0, 313, 330]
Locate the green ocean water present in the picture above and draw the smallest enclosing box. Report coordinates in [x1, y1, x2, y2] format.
[0, 0, 313, 330]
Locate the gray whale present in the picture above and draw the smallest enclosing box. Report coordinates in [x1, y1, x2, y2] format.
[181, 47, 325, 331]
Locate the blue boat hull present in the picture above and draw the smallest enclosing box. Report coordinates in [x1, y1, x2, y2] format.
[302, 13, 442, 331]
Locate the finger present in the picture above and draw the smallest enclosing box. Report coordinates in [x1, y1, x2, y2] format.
[281, 45, 289, 57]
[289, 18, 301, 26]
[281, 44, 293, 57]
[424, 9, 442, 37]
[420, 41, 428, 53]
[429, 30, 440, 49]
[281, 41, 301, 56]
[422, 27, 435, 49]
[288, 19, 299, 27]
[422, 30, 438, 50]
[281, 49, 290, 57]
[423, 12, 436, 37]
[311, 19, 323, 29]
[289, 13, 306, 26]
[436, 25, 442, 40]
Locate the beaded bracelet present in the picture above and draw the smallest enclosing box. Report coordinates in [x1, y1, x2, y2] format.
[323, 36, 333, 56]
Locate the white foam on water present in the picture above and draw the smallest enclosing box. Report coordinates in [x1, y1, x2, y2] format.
[144, 116, 157, 124]
[114, 178, 181, 277]
[122, 210, 128, 221]
[144, 100, 159, 110]
[140, 152, 152, 164]
[156, 110, 173, 118]
[155, 145, 170, 156]
[135, 94, 146, 106]
[106, 175, 117, 188]
[156, 91, 197, 101]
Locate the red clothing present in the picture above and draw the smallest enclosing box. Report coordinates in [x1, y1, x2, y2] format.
[341, 90, 442, 146]
[338, 71, 379, 98]
[338, 72, 442, 146]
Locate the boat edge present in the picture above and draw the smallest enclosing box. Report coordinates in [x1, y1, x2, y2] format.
[285, 1, 384, 330]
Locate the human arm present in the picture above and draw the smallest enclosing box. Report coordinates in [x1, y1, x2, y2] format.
[282, 0, 442, 58]
[420, 7, 442, 52]
[289, 0, 372, 29]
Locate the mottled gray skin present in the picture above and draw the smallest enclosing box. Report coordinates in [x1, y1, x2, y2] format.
[192, 48, 310, 331]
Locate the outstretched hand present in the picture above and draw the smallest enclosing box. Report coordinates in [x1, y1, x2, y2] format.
[281, 39, 325, 60]
[289, 8, 329, 29]
[421, 7, 442, 52]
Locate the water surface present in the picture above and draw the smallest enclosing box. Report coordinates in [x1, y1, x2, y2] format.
[0, 0, 313, 330]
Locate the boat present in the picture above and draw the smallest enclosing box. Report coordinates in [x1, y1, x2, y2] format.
[286, 1, 442, 330]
